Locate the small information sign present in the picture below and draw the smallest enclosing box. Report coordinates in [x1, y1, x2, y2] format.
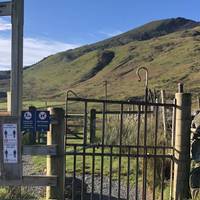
[21, 110, 50, 132]
[3, 124, 18, 163]
[21, 111, 36, 132]
[36, 111, 50, 132]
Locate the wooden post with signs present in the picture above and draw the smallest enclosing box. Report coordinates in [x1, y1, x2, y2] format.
[11, 0, 23, 180]
[0, 0, 24, 182]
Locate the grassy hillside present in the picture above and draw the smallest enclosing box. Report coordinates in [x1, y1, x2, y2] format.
[2, 17, 200, 101]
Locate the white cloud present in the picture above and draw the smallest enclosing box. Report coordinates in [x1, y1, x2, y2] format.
[0, 36, 11, 68]
[23, 38, 79, 66]
[0, 18, 11, 31]
[0, 17, 79, 69]
[99, 30, 123, 37]
[0, 36, 80, 70]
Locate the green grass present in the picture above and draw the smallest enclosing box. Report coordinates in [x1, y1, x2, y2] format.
[0, 187, 37, 200]
[23, 25, 200, 100]
[31, 148, 138, 182]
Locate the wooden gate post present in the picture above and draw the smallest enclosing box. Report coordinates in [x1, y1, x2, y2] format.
[173, 83, 191, 199]
[46, 108, 65, 200]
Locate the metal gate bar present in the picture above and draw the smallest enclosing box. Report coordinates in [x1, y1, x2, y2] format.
[153, 104, 159, 199]
[66, 95, 176, 200]
[135, 105, 141, 200]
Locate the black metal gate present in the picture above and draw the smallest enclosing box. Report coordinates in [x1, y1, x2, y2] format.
[65, 92, 176, 200]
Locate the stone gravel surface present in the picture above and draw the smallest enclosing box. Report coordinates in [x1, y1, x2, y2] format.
[23, 156, 149, 200]
[22, 155, 45, 199]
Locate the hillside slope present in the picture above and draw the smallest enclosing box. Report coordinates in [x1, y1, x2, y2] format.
[29, 17, 199, 65]
[2, 17, 200, 101]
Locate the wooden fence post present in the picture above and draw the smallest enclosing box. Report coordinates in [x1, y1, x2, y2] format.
[172, 83, 191, 199]
[46, 108, 65, 200]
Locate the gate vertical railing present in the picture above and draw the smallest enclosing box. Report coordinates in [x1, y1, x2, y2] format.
[65, 92, 179, 200]
[170, 98, 176, 199]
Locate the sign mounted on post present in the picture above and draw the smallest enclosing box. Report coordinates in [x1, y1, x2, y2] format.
[21, 111, 36, 132]
[21, 110, 50, 132]
[36, 111, 50, 132]
[3, 123, 18, 163]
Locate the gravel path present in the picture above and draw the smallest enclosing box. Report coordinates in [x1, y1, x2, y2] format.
[22, 155, 45, 199]
[23, 156, 149, 200]
[65, 175, 147, 200]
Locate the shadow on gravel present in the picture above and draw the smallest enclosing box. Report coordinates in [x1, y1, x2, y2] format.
[65, 177, 126, 200]
[84, 193, 126, 200]
[66, 193, 126, 200]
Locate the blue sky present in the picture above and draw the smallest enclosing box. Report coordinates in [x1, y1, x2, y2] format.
[0, 0, 200, 69]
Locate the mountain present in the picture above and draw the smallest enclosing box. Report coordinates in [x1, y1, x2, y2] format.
[31, 17, 199, 65]
[1, 17, 200, 101]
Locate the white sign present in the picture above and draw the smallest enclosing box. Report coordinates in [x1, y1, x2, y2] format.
[3, 124, 18, 163]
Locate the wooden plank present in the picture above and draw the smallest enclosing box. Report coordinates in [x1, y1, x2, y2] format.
[23, 145, 57, 155]
[23, 176, 57, 186]
[0, 112, 11, 116]
[0, 175, 57, 186]
[0, 2, 12, 16]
